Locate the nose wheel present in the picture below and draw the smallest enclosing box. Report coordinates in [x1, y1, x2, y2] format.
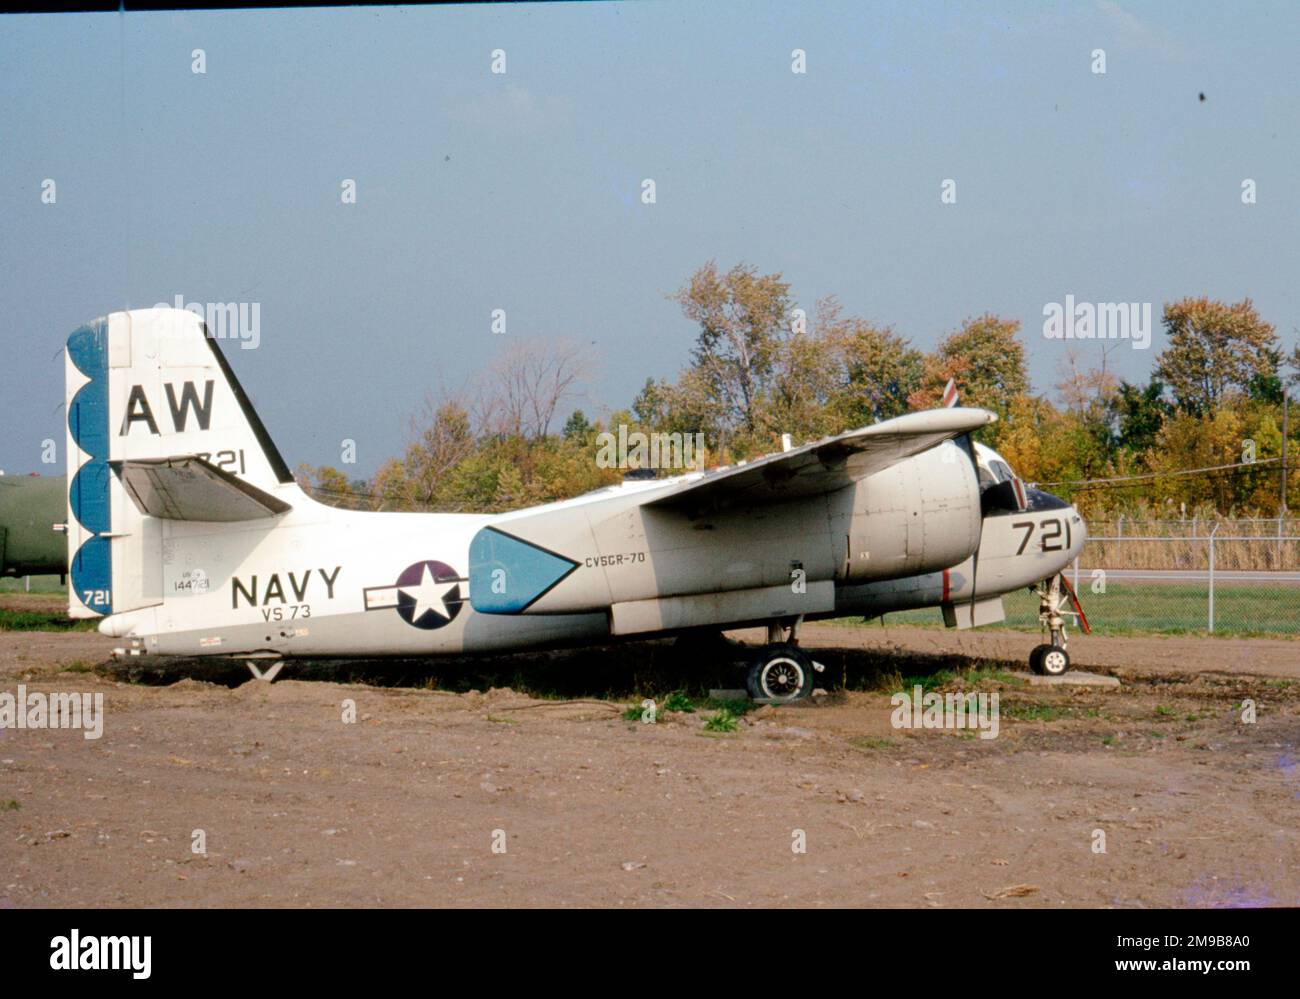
[1029, 643, 1070, 676]
[1028, 574, 1087, 675]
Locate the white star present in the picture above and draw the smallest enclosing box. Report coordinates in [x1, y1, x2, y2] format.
[399, 564, 458, 624]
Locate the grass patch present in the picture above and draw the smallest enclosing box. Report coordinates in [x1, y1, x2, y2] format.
[889, 664, 1027, 698]
[704, 709, 739, 733]
[623, 691, 717, 722]
[850, 736, 894, 750]
[898, 669, 961, 693]
[1, 800, 20, 812]
[1002, 702, 1072, 722]
[0, 608, 97, 632]
[662, 691, 696, 714]
[833, 582, 1300, 639]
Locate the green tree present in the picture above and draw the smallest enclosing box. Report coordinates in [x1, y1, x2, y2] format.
[810, 295, 924, 427]
[562, 409, 592, 441]
[910, 314, 1029, 418]
[402, 401, 476, 508]
[1247, 345, 1284, 404]
[1113, 377, 1172, 455]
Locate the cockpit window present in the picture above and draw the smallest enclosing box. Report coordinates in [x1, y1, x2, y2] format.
[977, 459, 1014, 486]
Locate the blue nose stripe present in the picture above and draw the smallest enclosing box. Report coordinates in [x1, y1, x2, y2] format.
[469, 527, 579, 614]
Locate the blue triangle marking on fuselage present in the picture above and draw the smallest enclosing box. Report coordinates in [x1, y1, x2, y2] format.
[468, 527, 579, 614]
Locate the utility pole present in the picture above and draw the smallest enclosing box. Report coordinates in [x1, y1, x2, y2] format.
[1282, 387, 1290, 569]
[1282, 386, 1290, 518]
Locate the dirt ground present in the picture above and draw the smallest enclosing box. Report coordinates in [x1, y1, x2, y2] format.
[1, 617, 1297, 908]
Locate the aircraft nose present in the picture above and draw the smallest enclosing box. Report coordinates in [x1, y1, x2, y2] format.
[1064, 502, 1087, 555]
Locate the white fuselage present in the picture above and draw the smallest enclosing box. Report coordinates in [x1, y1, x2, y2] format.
[101, 461, 1084, 658]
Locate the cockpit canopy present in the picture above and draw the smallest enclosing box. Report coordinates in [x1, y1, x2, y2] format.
[973, 441, 1017, 489]
[971, 440, 1069, 515]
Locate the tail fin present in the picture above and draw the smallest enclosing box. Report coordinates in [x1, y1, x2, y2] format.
[64, 308, 293, 617]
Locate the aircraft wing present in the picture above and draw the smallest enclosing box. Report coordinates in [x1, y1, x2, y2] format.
[644, 407, 995, 513]
[111, 456, 292, 522]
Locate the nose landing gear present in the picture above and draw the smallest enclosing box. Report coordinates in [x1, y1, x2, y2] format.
[1029, 574, 1090, 676]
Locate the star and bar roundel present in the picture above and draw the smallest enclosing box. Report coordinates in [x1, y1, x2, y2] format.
[363, 531, 580, 630]
[363, 560, 467, 630]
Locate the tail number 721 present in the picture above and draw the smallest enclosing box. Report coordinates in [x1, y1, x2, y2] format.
[1012, 517, 1072, 555]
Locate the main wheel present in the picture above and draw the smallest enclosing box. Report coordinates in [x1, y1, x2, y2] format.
[1028, 644, 1052, 674]
[1038, 646, 1070, 676]
[746, 643, 815, 702]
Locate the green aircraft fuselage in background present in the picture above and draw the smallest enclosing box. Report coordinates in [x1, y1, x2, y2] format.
[0, 474, 66, 577]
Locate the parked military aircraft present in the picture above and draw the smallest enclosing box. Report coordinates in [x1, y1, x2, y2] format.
[0, 473, 67, 578]
[63, 308, 1087, 700]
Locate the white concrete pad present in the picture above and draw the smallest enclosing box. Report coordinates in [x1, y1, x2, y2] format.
[1019, 670, 1120, 688]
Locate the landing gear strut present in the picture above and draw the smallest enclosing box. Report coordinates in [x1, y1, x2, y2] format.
[1029, 574, 1086, 676]
[745, 616, 823, 702]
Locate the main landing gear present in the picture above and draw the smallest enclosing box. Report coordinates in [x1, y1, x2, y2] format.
[1028, 574, 1090, 676]
[746, 617, 824, 703]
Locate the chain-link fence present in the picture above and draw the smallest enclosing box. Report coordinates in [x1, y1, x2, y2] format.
[1055, 518, 1300, 636]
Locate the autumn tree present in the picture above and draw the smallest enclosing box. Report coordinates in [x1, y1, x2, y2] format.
[1144, 407, 1249, 512]
[1154, 297, 1279, 415]
[673, 261, 792, 435]
[1052, 345, 1121, 459]
[790, 295, 926, 431]
[295, 463, 369, 509]
[910, 314, 1029, 417]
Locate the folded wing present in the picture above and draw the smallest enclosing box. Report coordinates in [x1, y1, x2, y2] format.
[644, 407, 996, 513]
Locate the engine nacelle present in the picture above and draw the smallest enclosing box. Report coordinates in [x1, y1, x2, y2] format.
[829, 443, 982, 583]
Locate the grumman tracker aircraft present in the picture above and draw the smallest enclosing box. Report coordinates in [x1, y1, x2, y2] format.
[64, 309, 1089, 701]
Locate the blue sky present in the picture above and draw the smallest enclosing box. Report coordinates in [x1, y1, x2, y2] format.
[2, 1, 1297, 476]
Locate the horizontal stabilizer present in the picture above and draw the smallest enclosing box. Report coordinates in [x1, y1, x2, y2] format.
[112, 457, 292, 522]
[646, 407, 996, 512]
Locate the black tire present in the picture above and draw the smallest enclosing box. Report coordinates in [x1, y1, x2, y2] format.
[1029, 644, 1052, 674]
[1039, 646, 1070, 676]
[746, 643, 815, 702]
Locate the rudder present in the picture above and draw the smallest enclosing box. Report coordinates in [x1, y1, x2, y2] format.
[64, 308, 292, 617]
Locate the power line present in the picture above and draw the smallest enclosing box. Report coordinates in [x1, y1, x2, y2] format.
[302, 483, 470, 512]
[1036, 456, 1280, 489]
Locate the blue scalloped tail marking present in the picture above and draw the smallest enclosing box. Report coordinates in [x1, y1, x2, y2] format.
[66, 320, 112, 615]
